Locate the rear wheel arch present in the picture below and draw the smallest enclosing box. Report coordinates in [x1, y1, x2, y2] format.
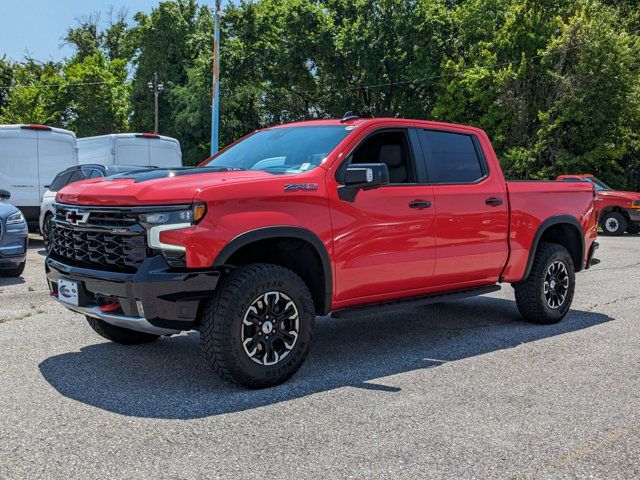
[522, 215, 584, 281]
[599, 206, 630, 223]
[213, 227, 332, 315]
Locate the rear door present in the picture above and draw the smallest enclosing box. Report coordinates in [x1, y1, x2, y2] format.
[37, 130, 77, 200]
[0, 128, 38, 207]
[150, 139, 182, 167]
[115, 137, 150, 166]
[78, 137, 110, 165]
[417, 128, 508, 286]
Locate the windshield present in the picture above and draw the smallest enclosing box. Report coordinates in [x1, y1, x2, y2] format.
[202, 126, 352, 174]
[586, 177, 612, 191]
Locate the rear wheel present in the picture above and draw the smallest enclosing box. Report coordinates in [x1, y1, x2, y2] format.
[199, 264, 315, 389]
[600, 211, 627, 236]
[85, 317, 160, 345]
[513, 243, 575, 324]
[0, 261, 26, 278]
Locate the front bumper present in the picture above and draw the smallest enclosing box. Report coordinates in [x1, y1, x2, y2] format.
[0, 228, 28, 269]
[628, 208, 640, 223]
[46, 255, 220, 333]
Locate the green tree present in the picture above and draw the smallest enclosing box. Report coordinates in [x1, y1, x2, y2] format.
[532, 2, 640, 187]
[129, 0, 210, 136]
[0, 58, 13, 113]
[61, 52, 130, 137]
[0, 59, 65, 125]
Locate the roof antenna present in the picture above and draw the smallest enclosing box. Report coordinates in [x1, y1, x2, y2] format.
[340, 111, 360, 123]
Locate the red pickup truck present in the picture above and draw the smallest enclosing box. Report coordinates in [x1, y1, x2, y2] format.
[47, 116, 599, 388]
[557, 174, 640, 236]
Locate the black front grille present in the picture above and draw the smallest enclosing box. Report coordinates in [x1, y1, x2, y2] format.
[84, 210, 138, 228]
[50, 206, 148, 273]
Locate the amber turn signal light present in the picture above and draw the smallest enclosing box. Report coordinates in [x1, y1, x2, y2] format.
[194, 203, 207, 222]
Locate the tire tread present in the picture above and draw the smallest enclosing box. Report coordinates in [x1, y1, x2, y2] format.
[199, 263, 315, 388]
[514, 242, 575, 324]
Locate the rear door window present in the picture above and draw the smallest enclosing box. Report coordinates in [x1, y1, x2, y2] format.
[419, 130, 485, 184]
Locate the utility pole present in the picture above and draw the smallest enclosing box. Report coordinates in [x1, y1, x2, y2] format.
[147, 72, 164, 134]
[211, 0, 222, 154]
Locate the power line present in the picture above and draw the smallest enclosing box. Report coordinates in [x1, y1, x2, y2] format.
[0, 80, 121, 90]
[0, 42, 587, 94]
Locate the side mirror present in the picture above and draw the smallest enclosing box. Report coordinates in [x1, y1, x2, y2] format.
[0, 189, 10, 201]
[339, 163, 390, 202]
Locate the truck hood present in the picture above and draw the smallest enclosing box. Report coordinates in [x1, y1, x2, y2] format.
[56, 167, 274, 206]
[599, 190, 640, 202]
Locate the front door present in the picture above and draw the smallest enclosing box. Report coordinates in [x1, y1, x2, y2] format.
[329, 128, 437, 305]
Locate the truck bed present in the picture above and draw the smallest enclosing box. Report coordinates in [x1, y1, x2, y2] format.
[501, 180, 598, 282]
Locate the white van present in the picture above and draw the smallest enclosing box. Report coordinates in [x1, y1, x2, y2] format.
[0, 125, 78, 227]
[77, 133, 182, 168]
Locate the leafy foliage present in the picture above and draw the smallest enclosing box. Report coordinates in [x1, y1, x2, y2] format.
[1, 0, 639, 189]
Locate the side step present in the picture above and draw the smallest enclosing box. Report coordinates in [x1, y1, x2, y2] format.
[331, 285, 501, 319]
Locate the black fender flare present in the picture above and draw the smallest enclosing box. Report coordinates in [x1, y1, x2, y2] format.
[522, 215, 585, 280]
[213, 226, 333, 315]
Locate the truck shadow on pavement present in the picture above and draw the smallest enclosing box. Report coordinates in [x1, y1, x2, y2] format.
[38, 296, 612, 419]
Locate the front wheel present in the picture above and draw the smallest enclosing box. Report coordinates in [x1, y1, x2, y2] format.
[600, 211, 627, 236]
[199, 264, 315, 389]
[0, 261, 25, 278]
[42, 213, 53, 253]
[513, 242, 575, 324]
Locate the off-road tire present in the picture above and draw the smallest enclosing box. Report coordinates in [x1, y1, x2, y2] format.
[0, 261, 26, 278]
[600, 211, 627, 236]
[626, 222, 640, 234]
[86, 316, 160, 344]
[513, 242, 575, 324]
[199, 263, 315, 389]
[42, 213, 53, 253]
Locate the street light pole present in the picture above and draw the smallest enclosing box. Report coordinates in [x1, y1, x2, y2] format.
[211, 0, 222, 155]
[147, 72, 164, 134]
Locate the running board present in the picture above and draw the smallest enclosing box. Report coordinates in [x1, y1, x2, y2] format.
[331, 285, 501, 319]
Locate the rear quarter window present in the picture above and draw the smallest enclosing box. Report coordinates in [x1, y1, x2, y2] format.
[49, 171, 73, 191]
[420, 130, 485, 184]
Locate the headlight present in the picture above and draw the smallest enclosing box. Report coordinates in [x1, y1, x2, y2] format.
[632, 200, 640, 208]
[142, 203, 207, 253]
[139, 203, 207, 225]
[6, 211, 25, 225]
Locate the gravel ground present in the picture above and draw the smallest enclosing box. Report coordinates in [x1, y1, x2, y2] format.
[0, 235, 638, 479]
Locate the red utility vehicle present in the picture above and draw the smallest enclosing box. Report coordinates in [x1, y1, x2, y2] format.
[47, 116, 599, 388]
[557, 174, 640, 236]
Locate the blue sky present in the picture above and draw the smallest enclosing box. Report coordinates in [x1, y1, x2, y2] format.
[0, 1, 220, 62]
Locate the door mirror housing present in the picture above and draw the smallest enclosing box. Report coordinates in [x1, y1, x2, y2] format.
[0, 189, 10, 201]
[344, 163, 389, 190]
[339, 163, 389, 202]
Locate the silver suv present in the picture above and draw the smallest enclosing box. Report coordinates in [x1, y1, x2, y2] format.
[0, 189, 28, 277]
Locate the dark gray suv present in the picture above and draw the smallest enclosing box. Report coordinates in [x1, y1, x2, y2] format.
[0, 189, 28, 277]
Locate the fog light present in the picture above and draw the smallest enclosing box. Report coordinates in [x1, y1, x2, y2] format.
[136, 301, 145, 318]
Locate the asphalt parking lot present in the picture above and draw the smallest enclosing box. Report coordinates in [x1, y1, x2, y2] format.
[0, 235, 639, 479]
